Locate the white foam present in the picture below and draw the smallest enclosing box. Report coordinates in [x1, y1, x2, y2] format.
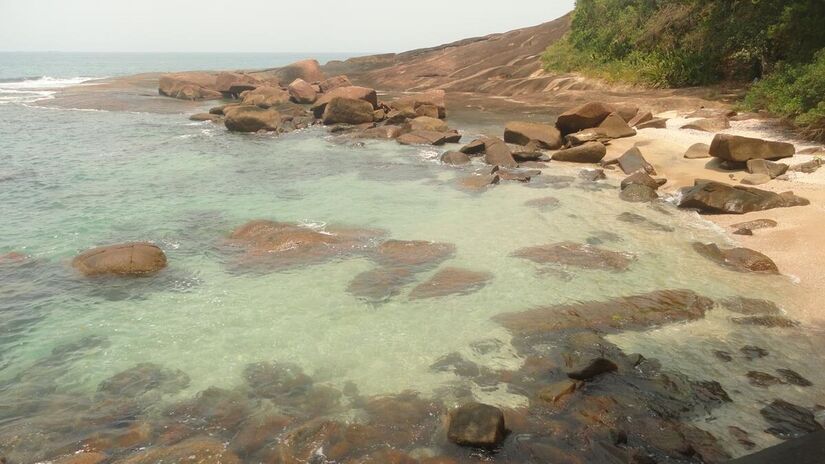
[0, 76, 101, 104]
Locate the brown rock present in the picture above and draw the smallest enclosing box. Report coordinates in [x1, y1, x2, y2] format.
[54, 453, 108, 464]
[681, 118, 730, 132]
[710, 134, 795, 162]
[741, 174, 772, 186]
[621, 172, 665, 191]
[619, 184, 659, 202]
[524, 196, 561, 211]
[407, 116, 449, 133]
[348, 267, 414, 302]
[391, 90, 447, 119]
[553, 142, 607, 163]
[628, 111, 653, 127]
[692, 242, 779, 273]
[616, 146, 656, 175]
[512, 241, 633, 271]
[409, 267, 493, 300]
[354, 125, 403, 140]
[322, 97, 375, 125]
[312, 86, 379, 118]
[223, 105, 281, 132]
[636, 118, 668, 129]
[397, 130, 448, 146]
[158, 72, 221, 100]
[595, 113, 637, 139]
[497, 168, 541, 182]
[72, 242, 167, 277]
[319, 75, 353, 93]
[447, 403, 507, 448]
[482, 137, 518, 168]
[679, 180, 809, 214]
[539, 380, 578, 404]
[271, 59, 326, 86]
[189, 113, 222, 122]
[415, 104, 440, 118]
[731, 219, 778, 235]
[556, 102, 616, 135]
[615, 105, 640, 122]
[504, 121, 563, 149]
[684, 143, 711, 159]
[240, 86, 290, 108]
[374, 240, 455, 269]
[287, 78, 318, 104]
[567, 358, 618, 381]
[440, 151, 471, 166]
[216, 72, 261, 96]
[789, 158, 824, 174]
[116, 437, 241, 464]
[747, 159, 789, 178]
[460, 139, 486, 155]
[457, 174, 500, 191]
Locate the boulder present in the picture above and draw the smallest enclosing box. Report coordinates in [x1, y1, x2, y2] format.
[409, 267, 493, 300]
[741, 174, 772, 186]
[271, 59, 325, 86]
[620, 184, 659, 202]
[441, 151, 471, 166]
[789, 159, 824, 174]
[615, 105, 640, 122]
[504, 121, 563, 149]
[636, 118, 668, 129]
[628, 111, 653, 127]
[189, 113, 222, 122]
[595, 113, 637, 139]
[158, 72, 221, 100]
[460, 139, 486, 155]
[72, 243, 167, 277]
[407, 116, 449, 133]
[224, 105, 281, 132]
[616, 146, 656, 175]
[710, 134, 795, 162]
[482, 137, 518, 168]
[287, 79, 317, 104]
[621, 172, 665, 191]
[240, 86, 291, 108]
[539, 380, 578, 404]
[692, 243, 779, 273]
[567, 358, 618, 381]
[684, 143, 711, 159]
[552, 142, 607, 163]
[679, 180, 810, 214]
[447, 403, 507, 448]
[457, 174, 500, 191]
[391, 90, 447, 119]
[322, 97, 374, 125]
[556, 102, 616, 135]
[397, 130, 448, 146]
[497, 168, 541, 182]
[319, 75, 353, 93]
[216, 72, 261, 96]
[415, 104, 440, 118]
[747, 159, 788, 179]
[681, 118, 730, 132]
[354, 125, 404, 140]
[312, 86, 378, 118]
[512, 140, 547, 162]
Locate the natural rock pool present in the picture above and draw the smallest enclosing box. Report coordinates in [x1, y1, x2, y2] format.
[1, 102, 823, 463]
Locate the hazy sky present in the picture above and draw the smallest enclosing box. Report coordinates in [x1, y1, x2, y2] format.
[0, 0, 574, 53]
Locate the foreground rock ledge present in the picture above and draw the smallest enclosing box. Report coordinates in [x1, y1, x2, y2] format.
[72, 243, 167, 277]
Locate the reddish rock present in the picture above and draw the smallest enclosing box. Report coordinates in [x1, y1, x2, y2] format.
[240, 86, 291, 108]
[287, 78, 317, 104]
[223, 105, 281, 132]
[216, 72, 261, 95]
[72, 242, 167, 277]
[556, 102, 616, 135]
[312, 86, 379, 118]
[319, 75, 353, 93]
[322, 97, 375, 125]
[504, 121, 563, 149]
[116, 437, 241, 464]
[552, 142, 606, 163]
[512, 241, 633, 271]
[158, 72, 221, 100]
[374, 240, 455, 269]
[447, 403, 507, 448]
[692, 243, 779, 273]
[409, 267, 493, 300]
[482, 137, 518, 168]
[710, 134, 795, 162]
[397, 130, 448, 146]
[272, 59, 326, 86]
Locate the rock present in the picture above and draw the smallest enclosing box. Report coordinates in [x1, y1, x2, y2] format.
[158, 72, 221, 100]
[715, 351, 733, 362]
[684, 143, 711, 159]
[728, 426, 756, 450]
[271, 59, 326, 86]
[556, 102, 616, 135]
[741, 174, 772, 185]
[460, 139, 486, 155]
[512, 241, 633, 271]
[397, 130, 448, 146]
[440, 151, 471, 166]
[287, 78, 317, 104]
[616, 105, 640, 122]
[216, 72, 261, 97]
[636, 118, 668, 129]
[447, 403, 507, 448]
[319, 75, 353, 93]
[312, 86, 378, 118]
[457, 174, 500, 191]
[726, 430, 825, 463]
[539, 380, 578, 404]
[553, 142, 607, 163]
[443, 131, 462, 143]
[244, 361, 313, 398]
[72, 242, 167, 277]
[98, 362, 190, 396]
[354, 125, 404, 140]
[374, 240, 455, 269]
[579, 169, 606, 181]
[619, 184, 659, 202]
[565, 129, 604, 146]
[723, 297, 783, 316]
[415, 104, 440, 118]
[482, 137, 518, 168]
[747, 159, 789, 178]
[740, 345, 769, 360]
[53, 453, 108, 464]
[692, 242, 779, 273]
[230, 415, 292, 457]
[512, 140, 547, 162]
[504, 121, 563, 149]
[616, 146, 656, 175]
[322, 97, 374, 125]
[240, 86, 290, 108]
[761, 400, 823, 440]
[621, 172, 665, 191]
[524, 196, 561, 211]
[209, 105, 232, 115]
[189, 113, 222, 122]
[347, 267, 414, 302]
[628, 111, 653, 127]
[409, 267, 493, 300]
[710, 134, 795, 162]
[679, 180, 810, 214]
[617, 212, 674, 232]
[777, 369, 813, 387]
[567, 358, 618, 381]
[223, 105, 281, 132]
[407, 116, 449, 133]
[116, 437, 241, 464]
[681, 117, 730, 132]
[391, 90, 447, 119]
[595, 113, 637, 139]
[731, 315, 799, 328]
[789, 158, 824, 174]
[497, 168, 541, 182]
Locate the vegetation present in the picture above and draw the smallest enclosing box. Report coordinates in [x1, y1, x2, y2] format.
[544, 0, 825, 140]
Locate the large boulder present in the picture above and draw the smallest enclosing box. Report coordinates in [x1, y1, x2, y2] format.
[594, 113, 636, 139]
[391, 90, 447, 119]
[504, 121, 563, 149]
[271, 59, 326, 86]
[555, 102, 616, 135]
[692, 243, 779, 273]
[679, 180, 810, 214]
[223, 105, 281, 132]
[240, 86, 291, 108]
[447, 403, 507, 448]
[407, 116, 449, 133]
[482, 137, 517, 168]
[158, 73, 222, 100]
[319, 75, 353, 93]
[322, 97, 374, 125]
[72, 243, 167, 277]
[287, 79, 317, 104]
[312, 86, 378, 118]
[216, 72, 261, 97]
[710, 134, 795, 162]
[552, 142, 607, 163]
[616, 146, 656, 175]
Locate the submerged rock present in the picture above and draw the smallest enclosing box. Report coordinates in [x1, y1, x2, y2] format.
[776, 369, 813, 387]
[347, 267, 414, 302]
[116, 437, 241, 464]
[373, 240, 455, 269]
[524, 196, 561, 211]
[512, 241, 633, 271]
[409, 267, 493, 300]
[617, 212, 674, 232]
[761, 400, 823, 440]
[567, 358, 618, 381]
[72, 242, 167, 277]
[678, 180, 810, 214]
[447, 403, 507, 448]
[692, 242, 779, 273]
[620, 184, 659, 202]
[741, 345, 769, 360]
[710, 134, 795, 162]
[98, 363, 190, 397]
[731, 315, 799, 328]
[539, 379, 578, 404]
[244, 361, 313, 398]
[747, 371, 784, 387]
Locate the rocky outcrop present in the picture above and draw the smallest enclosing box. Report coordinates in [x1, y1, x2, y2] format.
[72, 243, 167, 277]
[692, 243, 779, 273]
[504, 121, 563, 149]
[312, 86, 378, 118]
[287, 79, 317, 104]
[270, 59, 326, 86]
[322, 97, 374, 125]
[710, 134, 795, 162]
[216, 72, 262, 97]
[679, 180, 810, 214]
[447, 403, 507, 448]
[223, 106, 282, 132]
[556, 102, 615, 135]
[158, 73, 222, 100]
[552, 142, 606, 163]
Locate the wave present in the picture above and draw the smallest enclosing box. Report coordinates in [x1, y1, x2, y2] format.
[0, 76, 102, 105]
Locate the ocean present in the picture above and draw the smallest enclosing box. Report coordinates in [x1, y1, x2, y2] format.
[0, 52, 822, 462]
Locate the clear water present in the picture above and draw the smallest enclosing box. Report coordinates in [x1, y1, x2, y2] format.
[0, 54, 822, 461]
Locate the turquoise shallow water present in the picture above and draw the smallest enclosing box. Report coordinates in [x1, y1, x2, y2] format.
[0, 54, 824, 462]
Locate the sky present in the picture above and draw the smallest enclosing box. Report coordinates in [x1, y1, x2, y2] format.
[0, 0, 575, 53]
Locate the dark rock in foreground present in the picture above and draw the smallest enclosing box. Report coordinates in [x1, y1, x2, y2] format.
[679, 180, 809, 214]
[72, 242, 167, 277]
[447, 403, 507, 448]
[726, 430, 825, 464]
[761, 400, 823, 440]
